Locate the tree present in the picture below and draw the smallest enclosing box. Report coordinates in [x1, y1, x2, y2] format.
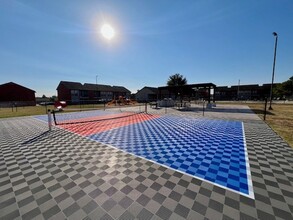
[50, 96, 57, 102]
[273, 76, 293, 99]
[167, 73, 187, 86]
[166, 73, 188, 100]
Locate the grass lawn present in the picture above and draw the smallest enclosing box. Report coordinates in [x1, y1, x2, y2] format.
[0, 104, 105, 118]
[247, 103, 293, 148]
[0, 105, 55, 118]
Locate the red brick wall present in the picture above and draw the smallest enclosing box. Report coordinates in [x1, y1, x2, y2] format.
[0, 83, 35, 105]
[57, 85, 71, 101]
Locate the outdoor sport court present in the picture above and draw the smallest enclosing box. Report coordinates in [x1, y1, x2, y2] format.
[41, 109, 253, 198]
[1, 104, 293, 220]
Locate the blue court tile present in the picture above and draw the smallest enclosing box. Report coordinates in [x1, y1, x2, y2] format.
[89, 116, 251, 196]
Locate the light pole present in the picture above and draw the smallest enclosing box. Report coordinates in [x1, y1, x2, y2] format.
[269, 32, 278, 110]
[237, 79, 240, 100]
[96, 75, 98, 102]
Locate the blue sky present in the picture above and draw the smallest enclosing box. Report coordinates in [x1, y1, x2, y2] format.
[1, 0, 293, 97]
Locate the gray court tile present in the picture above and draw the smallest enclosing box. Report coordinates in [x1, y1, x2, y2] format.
[118, 210, 135, 220]
[21, 207, 41, 220]
[1, 112, 293, 220]
[156, 205, 173, 220]
[42, 204, 61, 219]
[174, 203, 190, 218]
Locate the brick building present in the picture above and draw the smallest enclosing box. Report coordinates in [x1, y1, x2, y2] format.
[0, 82, 36, 107]
[57, 81, 131, 103]
[214, 83, 280, 101]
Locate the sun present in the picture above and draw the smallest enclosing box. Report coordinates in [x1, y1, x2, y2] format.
[101, 24, 115, 40]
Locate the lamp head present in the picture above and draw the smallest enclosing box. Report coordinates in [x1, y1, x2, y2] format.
[272, 32, 278, 37]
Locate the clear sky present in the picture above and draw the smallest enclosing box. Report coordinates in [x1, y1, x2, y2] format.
[1, 0, 293, 97]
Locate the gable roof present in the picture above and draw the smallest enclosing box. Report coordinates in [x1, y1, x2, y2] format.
[57, 81, 83, 90]
[112, 86, 131, 93]
[136, 87, 158, 95]
[145, 87, 158, 93]
[57, 81, 131, 93]
[0, 82, 35, 93]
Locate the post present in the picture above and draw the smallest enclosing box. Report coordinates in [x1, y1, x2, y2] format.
[264, 98, 267, 121]
[48, 109, 52, 131]
[203, 100, 205, 116]
[269, 32, 278, 110]
[52, 110, 57, 125]
[237, 79, 240, 100]
[96, 75, 98, 108]
[145, 102, 147, 114]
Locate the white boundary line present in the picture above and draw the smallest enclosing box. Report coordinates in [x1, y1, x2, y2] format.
[242, 122, 255, 199]
[100, 141, 256, 199]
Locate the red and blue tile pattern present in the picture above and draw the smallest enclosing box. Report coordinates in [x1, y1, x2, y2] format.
[89, 115, 253, 198]
[36, 111, 253, 198]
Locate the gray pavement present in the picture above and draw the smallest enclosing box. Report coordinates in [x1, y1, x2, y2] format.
[0, 104, 293, 220]
[144, 104, 262, 121]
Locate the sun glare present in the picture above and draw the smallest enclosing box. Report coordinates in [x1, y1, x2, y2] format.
[101, 24, 115, 40]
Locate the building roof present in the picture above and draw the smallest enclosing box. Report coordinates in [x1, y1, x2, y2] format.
[136, 86, 158, 95]
[57, 81, 83, 90]
[145, 87, 158, 93]
[112, 86, 131, 93]
[0, 82, 35, 93]
[83, 83, 113, 92]
[57, 81, 131, 93]
[158, 83, 216, 90]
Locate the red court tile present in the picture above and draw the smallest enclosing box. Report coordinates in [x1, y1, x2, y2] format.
[59, 113, 159, 136]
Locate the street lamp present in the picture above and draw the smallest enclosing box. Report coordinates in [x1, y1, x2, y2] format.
[269, 32, 278, 110]
[96, 75, 98, 102]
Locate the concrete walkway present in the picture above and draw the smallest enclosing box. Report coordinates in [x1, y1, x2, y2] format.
[145, 104, 262, 121]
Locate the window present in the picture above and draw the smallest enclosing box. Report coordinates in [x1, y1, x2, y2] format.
[71, 90, 79, 97]
[80, 90, 88, 98]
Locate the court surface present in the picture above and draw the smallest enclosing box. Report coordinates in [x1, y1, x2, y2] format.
[47, 110, 253, 197]
[1, 104, 293, 220]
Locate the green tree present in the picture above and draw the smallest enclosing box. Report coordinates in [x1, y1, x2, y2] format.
[166, 73, 187, 100]
[50, 96, 57, 102]
[273, 76, 293, 99]
[283, 76, 293, 96]
[167, 73, 187, 86]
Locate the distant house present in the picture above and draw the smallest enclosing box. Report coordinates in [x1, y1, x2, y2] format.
[0, 82, 36, 107]
[135, 87, 158, 102]
[57, 81, 83, 102]
[214, 83, 281, 100]
[56, 81, 131, 103]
